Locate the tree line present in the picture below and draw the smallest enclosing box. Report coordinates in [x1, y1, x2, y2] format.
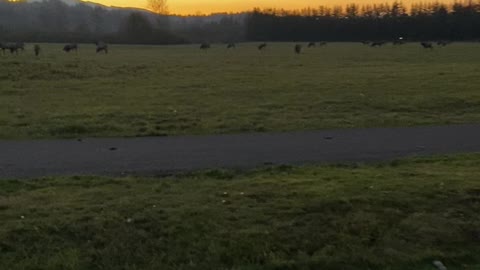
[246, 1, 480, 41]
[2, 0, 480, 44]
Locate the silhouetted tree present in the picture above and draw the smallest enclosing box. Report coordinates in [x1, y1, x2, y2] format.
[346, 4, 360, 18]
[147, 0, 169, 15]
[122, 12, 154, 42]
[246, 2, 480, 41]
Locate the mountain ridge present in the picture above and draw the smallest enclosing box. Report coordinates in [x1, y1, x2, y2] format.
[26, 0, 151, 12]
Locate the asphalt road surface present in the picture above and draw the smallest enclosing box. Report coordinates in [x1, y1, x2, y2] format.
[1, 124, 480, 179]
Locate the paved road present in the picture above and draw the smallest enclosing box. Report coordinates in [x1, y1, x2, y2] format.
[1, 124, 480, 179]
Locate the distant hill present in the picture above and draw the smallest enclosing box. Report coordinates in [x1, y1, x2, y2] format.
[23, 0, 247, 21]
[0, 0, 247, 44]
[25, 0, 154, 12]
[27, 0, 81, 5]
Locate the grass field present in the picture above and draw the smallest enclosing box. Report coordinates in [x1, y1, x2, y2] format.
[1, 154, 480, 269]
[1, 42, 480, 139]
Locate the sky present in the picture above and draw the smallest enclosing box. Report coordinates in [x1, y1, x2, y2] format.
[88, 0, 401, 15]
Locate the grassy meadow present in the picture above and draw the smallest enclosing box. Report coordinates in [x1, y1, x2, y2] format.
[0, 42, 480, 139]
[1, 154, 480, 269]
[3, 43, 480, 270]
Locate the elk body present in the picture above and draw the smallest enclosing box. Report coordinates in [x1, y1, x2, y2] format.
[34, 44, 41, 56]
[95, 41, 108, 54]
[63, 43, 78, 53]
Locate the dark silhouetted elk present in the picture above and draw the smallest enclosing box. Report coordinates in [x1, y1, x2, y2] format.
[95, 41, 108, 54]
[370, 41, 386, 47]
[0, 42, 7, 54]
[294, 44, 302, 54]
[258, 43, 267, 50]
[15, 42, 25, 51]
[63, 43, 78, 53]
[34, 44, 41, 56]
[200, 43, 211, 49]
[421, 42, 433, 49]
[3, 42, 24, 54]
[227, 43, 235, 49]
[307, 42, 316, 48]
[437, 40, 451, 46]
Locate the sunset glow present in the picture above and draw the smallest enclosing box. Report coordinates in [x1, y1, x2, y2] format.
[87, 0, 437, 15]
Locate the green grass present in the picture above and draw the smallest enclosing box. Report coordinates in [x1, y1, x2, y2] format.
[1, 42, 480, 139]
[1, 154, 480, 269]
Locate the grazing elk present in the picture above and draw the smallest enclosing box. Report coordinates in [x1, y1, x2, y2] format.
[34, 45, 41, 56]
[421, 42, 434, 49]
[227, 43, 235, 49]
[437, 40, 451, 46]
[200, 43, 211, 49]
[370, 41, 386, 47]
[4, 42, 24, 54]
[393, 39, 405, 45]
[0, 42, 6, 54]
[318, 41, 327, 46]
[294, 44, 302, 54]
[307, 42, 316, 48]
[258, 43, 267, 50]
[95, 41, 108, 54]
[14, 42, 25, 51]
[392, 37, 405, 45]
[63, 43, 78, 53]
[361, 41, 371, 45]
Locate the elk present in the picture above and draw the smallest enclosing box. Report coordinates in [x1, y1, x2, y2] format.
[371, 41, 386, 47]
[4, 42, 24, 54]
[258, 43, 267, 50]
[294, 44, 302, 54]
[421, 42, 434, 49]
[307, 42, 316, 48]
[227, 43, 235, 49]
[63, 43, 78, 53]
[437, 40, 451, 46]
[318, 41, 327, 46]
[200, 43, 211, 49]
[95, 41, 108, 54]
[393, 37, 405, 45]
[34, 45, 41, 56]
[14, 42, 25, 51]
[0, 42, 6, 54]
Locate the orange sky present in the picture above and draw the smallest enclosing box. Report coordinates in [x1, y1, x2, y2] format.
[89, 0, 417, 15]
